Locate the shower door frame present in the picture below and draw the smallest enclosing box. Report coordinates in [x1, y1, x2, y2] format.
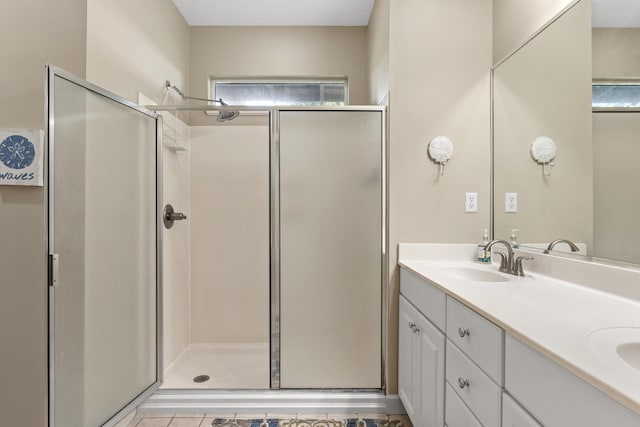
[269, 106, 388, 391]
[138, 105, 390, 402]
[46, 65, 164, 427]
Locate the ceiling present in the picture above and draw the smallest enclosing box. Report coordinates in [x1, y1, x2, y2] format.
[172, 0, 375, 26]
[172, 0, 640, 28]
[592, 0, 640, 27]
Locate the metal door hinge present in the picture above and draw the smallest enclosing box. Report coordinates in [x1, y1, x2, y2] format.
[49, 254, 59, 287]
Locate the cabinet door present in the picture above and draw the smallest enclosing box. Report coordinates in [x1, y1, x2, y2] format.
[399, 295, 445, 427]
[415, 309, 446, 427]
[398, 296, 417, 421]
[505, 334, 640, 427]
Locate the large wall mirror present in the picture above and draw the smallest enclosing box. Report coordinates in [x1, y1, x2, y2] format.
[493, 0, 640, 265]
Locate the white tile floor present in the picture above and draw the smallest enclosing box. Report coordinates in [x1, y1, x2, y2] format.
[162, 344, 270, 389]
[131, 414, 412, 427]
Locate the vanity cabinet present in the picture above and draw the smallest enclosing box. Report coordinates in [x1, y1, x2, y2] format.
[399, 265, 640, 427]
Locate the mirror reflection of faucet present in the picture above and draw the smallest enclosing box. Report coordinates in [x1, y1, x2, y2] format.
[546, 239, 580, 253]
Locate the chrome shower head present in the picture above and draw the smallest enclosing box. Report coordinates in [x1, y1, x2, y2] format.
[166, 81, 239, 121]
[216, 99, 240, 122]
[171, 85, 186, 99]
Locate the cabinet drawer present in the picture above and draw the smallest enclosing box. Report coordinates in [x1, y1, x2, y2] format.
[446, 340, 502, 427]
[447, 296, 503, 384]
[502, 392, 541, 427]
[400, 267, 446, 331]
[445, 382, 482, 427]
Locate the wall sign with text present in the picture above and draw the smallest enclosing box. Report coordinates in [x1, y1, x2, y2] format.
[0, 129, 44, 186]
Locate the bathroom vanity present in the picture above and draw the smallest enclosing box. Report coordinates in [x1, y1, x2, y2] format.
[398, 244, 640, 427]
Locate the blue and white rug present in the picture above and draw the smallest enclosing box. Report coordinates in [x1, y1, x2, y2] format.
[210, 418, 403, 427]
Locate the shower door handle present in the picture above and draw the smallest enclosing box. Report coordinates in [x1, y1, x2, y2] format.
[164, 204, 187, 229]
[49, 254, 59, 287]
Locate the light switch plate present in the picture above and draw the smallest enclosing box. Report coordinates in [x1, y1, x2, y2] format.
[466, 192, 478, 212]
[505, 192, 518, 212]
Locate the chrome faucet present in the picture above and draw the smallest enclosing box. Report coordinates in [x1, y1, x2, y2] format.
[483, 239, 532, 276]
[546, 239, 580, 253]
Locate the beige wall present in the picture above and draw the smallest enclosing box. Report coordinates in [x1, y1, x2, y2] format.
[593, 28, 640, 79]
[86, 0, 190, 104]
[493, 0, 593, 250]
[493, 0, 577, 64]
[189, 26, 368, 125]
[189, 125, 270, 344]
[385, 0, 492, 393]
[0, 1, 87, 425]
[367, 0, 390, 105]
[593, 113, 640, 264]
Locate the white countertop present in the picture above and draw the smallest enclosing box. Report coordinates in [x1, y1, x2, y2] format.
[398, 243, 640, 416]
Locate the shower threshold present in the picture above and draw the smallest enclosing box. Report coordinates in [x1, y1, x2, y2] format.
[137, 389, 403, 416]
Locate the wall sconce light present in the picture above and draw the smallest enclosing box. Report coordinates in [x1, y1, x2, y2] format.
[428, 136, 453, 176]
[531, 136, 556, 176]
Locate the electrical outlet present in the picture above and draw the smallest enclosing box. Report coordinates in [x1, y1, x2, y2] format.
[465, 192, 478, 212]
[505, 192, 518, 212]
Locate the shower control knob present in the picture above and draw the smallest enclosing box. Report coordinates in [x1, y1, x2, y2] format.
[168, 211, 187, 221]
[164, 204, 187, 229]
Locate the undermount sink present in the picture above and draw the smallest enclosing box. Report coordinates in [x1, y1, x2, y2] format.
[617, 343, 640, 372]
[588, 327, 640, 374]
[435, 266, 511, 283]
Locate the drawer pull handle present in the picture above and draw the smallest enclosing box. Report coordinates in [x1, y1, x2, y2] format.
[458, 327, 470, 338]
[458, 377, 469, 389]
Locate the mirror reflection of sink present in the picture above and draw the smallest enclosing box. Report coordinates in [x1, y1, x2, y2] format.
[435, 266, 511, 283]
[588, 327, 640, 374]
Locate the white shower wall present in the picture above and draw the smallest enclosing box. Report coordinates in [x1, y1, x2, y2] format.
[189, 125, 270, 345]
[162, 115, 191, 368]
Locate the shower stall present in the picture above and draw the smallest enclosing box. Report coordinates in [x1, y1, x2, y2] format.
[157, 106, 386, 393]
[47, 66, 387, 426]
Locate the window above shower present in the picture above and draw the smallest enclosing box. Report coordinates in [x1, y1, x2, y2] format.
[210, 77, 348, 107]
[592, 81, 640, 108]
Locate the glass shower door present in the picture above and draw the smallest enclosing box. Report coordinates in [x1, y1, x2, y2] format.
[278, 110, 383, 389]
[47, 67, 161, 426]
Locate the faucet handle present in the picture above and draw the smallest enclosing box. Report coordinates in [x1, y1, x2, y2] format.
[493, 251, 509, 273]
[514, 256, 533, 276]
